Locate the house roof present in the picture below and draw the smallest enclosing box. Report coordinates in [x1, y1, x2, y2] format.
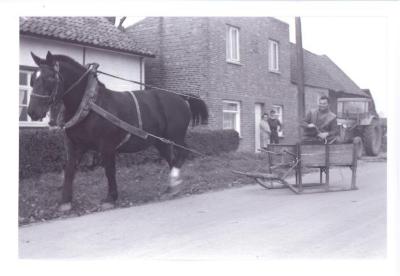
[20, 17, 154, 57]
[290, 43, 367, 97]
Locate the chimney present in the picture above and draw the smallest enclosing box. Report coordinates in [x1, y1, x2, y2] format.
[105, 17, 116, 25]
[117, 16, 127, 31]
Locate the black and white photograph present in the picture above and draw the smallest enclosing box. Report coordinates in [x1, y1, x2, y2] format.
[2, 0, 400, 275]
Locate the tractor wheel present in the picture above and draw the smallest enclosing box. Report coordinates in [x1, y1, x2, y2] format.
[362, 119, 383, 156]
[353, 136, 363, 159]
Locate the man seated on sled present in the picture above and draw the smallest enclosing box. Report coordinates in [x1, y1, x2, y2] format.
[302, 95, 339, 144]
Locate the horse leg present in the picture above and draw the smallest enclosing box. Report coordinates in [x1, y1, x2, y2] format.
[164, 141, 189, 197]
[169, 143, 188, 187]
[101, 150, 118, 210]
[59, 137, 84, 212]
[154, 141, 182, 196]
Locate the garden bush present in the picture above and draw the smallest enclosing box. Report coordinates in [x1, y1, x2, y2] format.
[19, 128, 65, 179]
[19, 127, 239, 179]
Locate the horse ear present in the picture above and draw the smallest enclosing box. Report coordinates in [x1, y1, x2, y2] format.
[45, 51, 54, 65]
[31, 52, 44, 65]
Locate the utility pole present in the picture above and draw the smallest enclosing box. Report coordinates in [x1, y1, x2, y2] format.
[295, 17, 305, 140]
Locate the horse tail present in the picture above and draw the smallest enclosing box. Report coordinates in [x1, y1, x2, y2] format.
[182, 94, 209, 126]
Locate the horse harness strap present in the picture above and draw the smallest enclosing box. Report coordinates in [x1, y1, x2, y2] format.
[89, 102, 148, 140]
[60, 66, 153, 143]
[116, 91, 144, 149]
[60, 64, 205, 157]
[64, 70, 99, 129]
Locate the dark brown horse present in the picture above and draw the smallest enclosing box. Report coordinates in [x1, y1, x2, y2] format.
[28, 51, 208, 211]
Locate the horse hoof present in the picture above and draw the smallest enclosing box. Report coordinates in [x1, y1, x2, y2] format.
[161, 184, 182, 199]
[59, 203, 72, 212]
[101, 202, 115, 210]
[170, 177, 183, 187]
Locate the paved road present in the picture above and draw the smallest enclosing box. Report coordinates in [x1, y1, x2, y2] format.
[19, 161, 386, 260]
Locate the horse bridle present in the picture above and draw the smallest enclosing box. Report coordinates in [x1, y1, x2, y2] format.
[30, 62, 94, 106]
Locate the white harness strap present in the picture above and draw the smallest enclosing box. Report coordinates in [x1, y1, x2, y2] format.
[129, 91, 143, 129]
[117, 91, 143, 149]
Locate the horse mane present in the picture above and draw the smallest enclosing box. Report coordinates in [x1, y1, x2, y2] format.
[53, 54, 106, 88]
[53, 54, 85, 70]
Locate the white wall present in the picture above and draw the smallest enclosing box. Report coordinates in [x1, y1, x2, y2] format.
[20, 35, 143, 91]
[85, 47, 142, 91]
[20, 36, 83, 67]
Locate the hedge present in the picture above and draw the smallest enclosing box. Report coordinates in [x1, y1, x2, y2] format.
[19, 128, 239, 179]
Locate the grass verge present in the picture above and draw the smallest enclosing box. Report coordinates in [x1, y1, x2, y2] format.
[19, 152, 273, 225]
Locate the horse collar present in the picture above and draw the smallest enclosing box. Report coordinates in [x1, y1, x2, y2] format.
[63, 70, 99, 129]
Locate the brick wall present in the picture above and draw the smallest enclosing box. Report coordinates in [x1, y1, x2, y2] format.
[305, 86, 329, 112]
[126, 17, 164, 88]
[205, 17, 300, 149]
[127, 17, 210, 95]
[127, 17, 303, 151]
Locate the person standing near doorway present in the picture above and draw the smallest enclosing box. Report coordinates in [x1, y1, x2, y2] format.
[268, 109, 282, 144]
[260, 112, 271, 149]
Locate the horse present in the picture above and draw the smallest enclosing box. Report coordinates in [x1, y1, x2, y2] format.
[27, 51, 208, 211]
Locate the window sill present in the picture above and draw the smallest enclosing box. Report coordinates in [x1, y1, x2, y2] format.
[269, 70, 281, 75]
[227, 60, 242, 66]
[19, 122, 49, 128]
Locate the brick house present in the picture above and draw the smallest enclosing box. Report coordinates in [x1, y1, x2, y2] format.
[132, 17, 370, 152]
[19, 17, 154, 127]
[126, 17, 299, 151]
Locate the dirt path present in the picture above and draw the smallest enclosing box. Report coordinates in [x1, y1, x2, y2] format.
[19, 161, 386, 259]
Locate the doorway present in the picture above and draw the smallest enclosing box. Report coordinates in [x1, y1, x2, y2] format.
[254, 103, 264, 152]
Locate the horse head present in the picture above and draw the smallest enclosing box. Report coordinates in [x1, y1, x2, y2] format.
[28, 51, 64, 121]
[28, 51, 88, 122]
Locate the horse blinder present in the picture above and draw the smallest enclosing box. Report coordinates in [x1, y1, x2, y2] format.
[31, 62, 62, 105]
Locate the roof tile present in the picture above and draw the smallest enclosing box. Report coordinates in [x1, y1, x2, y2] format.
[290, 43, 365, 97]
[20, 17, 154, 57]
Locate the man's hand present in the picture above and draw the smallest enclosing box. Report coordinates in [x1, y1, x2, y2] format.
[318, 132, 329, 139]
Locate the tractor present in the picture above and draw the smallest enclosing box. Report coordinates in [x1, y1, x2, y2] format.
[335, 89, 384, 157]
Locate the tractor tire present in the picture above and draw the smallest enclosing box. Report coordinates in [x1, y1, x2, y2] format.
[362, 119, 383, 156]
[353, 136, 363, 159]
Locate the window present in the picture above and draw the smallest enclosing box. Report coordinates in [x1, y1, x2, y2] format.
[223, 100, 241, 136]
[268, 40, 279, 72]
[227, 26, 240, 63]
[19, 68, 49, 127]
[272, 104, 283, 137]
[337, 100, 369, 119]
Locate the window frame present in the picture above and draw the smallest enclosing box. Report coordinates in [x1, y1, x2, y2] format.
[222, 100, 241, 136]
[268, 39, 280, 73]
[19, 66, 49, 127]
[272, 104, 284, 137]
[226, 25, 240, 63]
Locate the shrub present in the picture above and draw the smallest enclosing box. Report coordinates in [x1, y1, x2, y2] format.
[19, 128, 239, 179]
[19, 128, 65, 179]
[186, 129, 239, 156]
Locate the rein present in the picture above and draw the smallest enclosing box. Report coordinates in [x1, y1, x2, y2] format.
[89, 68, 207, 156]
[97, 70, 202, 100]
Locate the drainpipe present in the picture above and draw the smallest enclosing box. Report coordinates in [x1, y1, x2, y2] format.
[295, 17, 305, 140]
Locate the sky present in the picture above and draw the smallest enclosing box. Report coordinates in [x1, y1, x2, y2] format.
[121, 16, 388, 117]
[277, 16, 387, 117]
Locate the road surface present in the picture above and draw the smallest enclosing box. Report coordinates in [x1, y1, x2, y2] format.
[19, 161, 386, 259]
